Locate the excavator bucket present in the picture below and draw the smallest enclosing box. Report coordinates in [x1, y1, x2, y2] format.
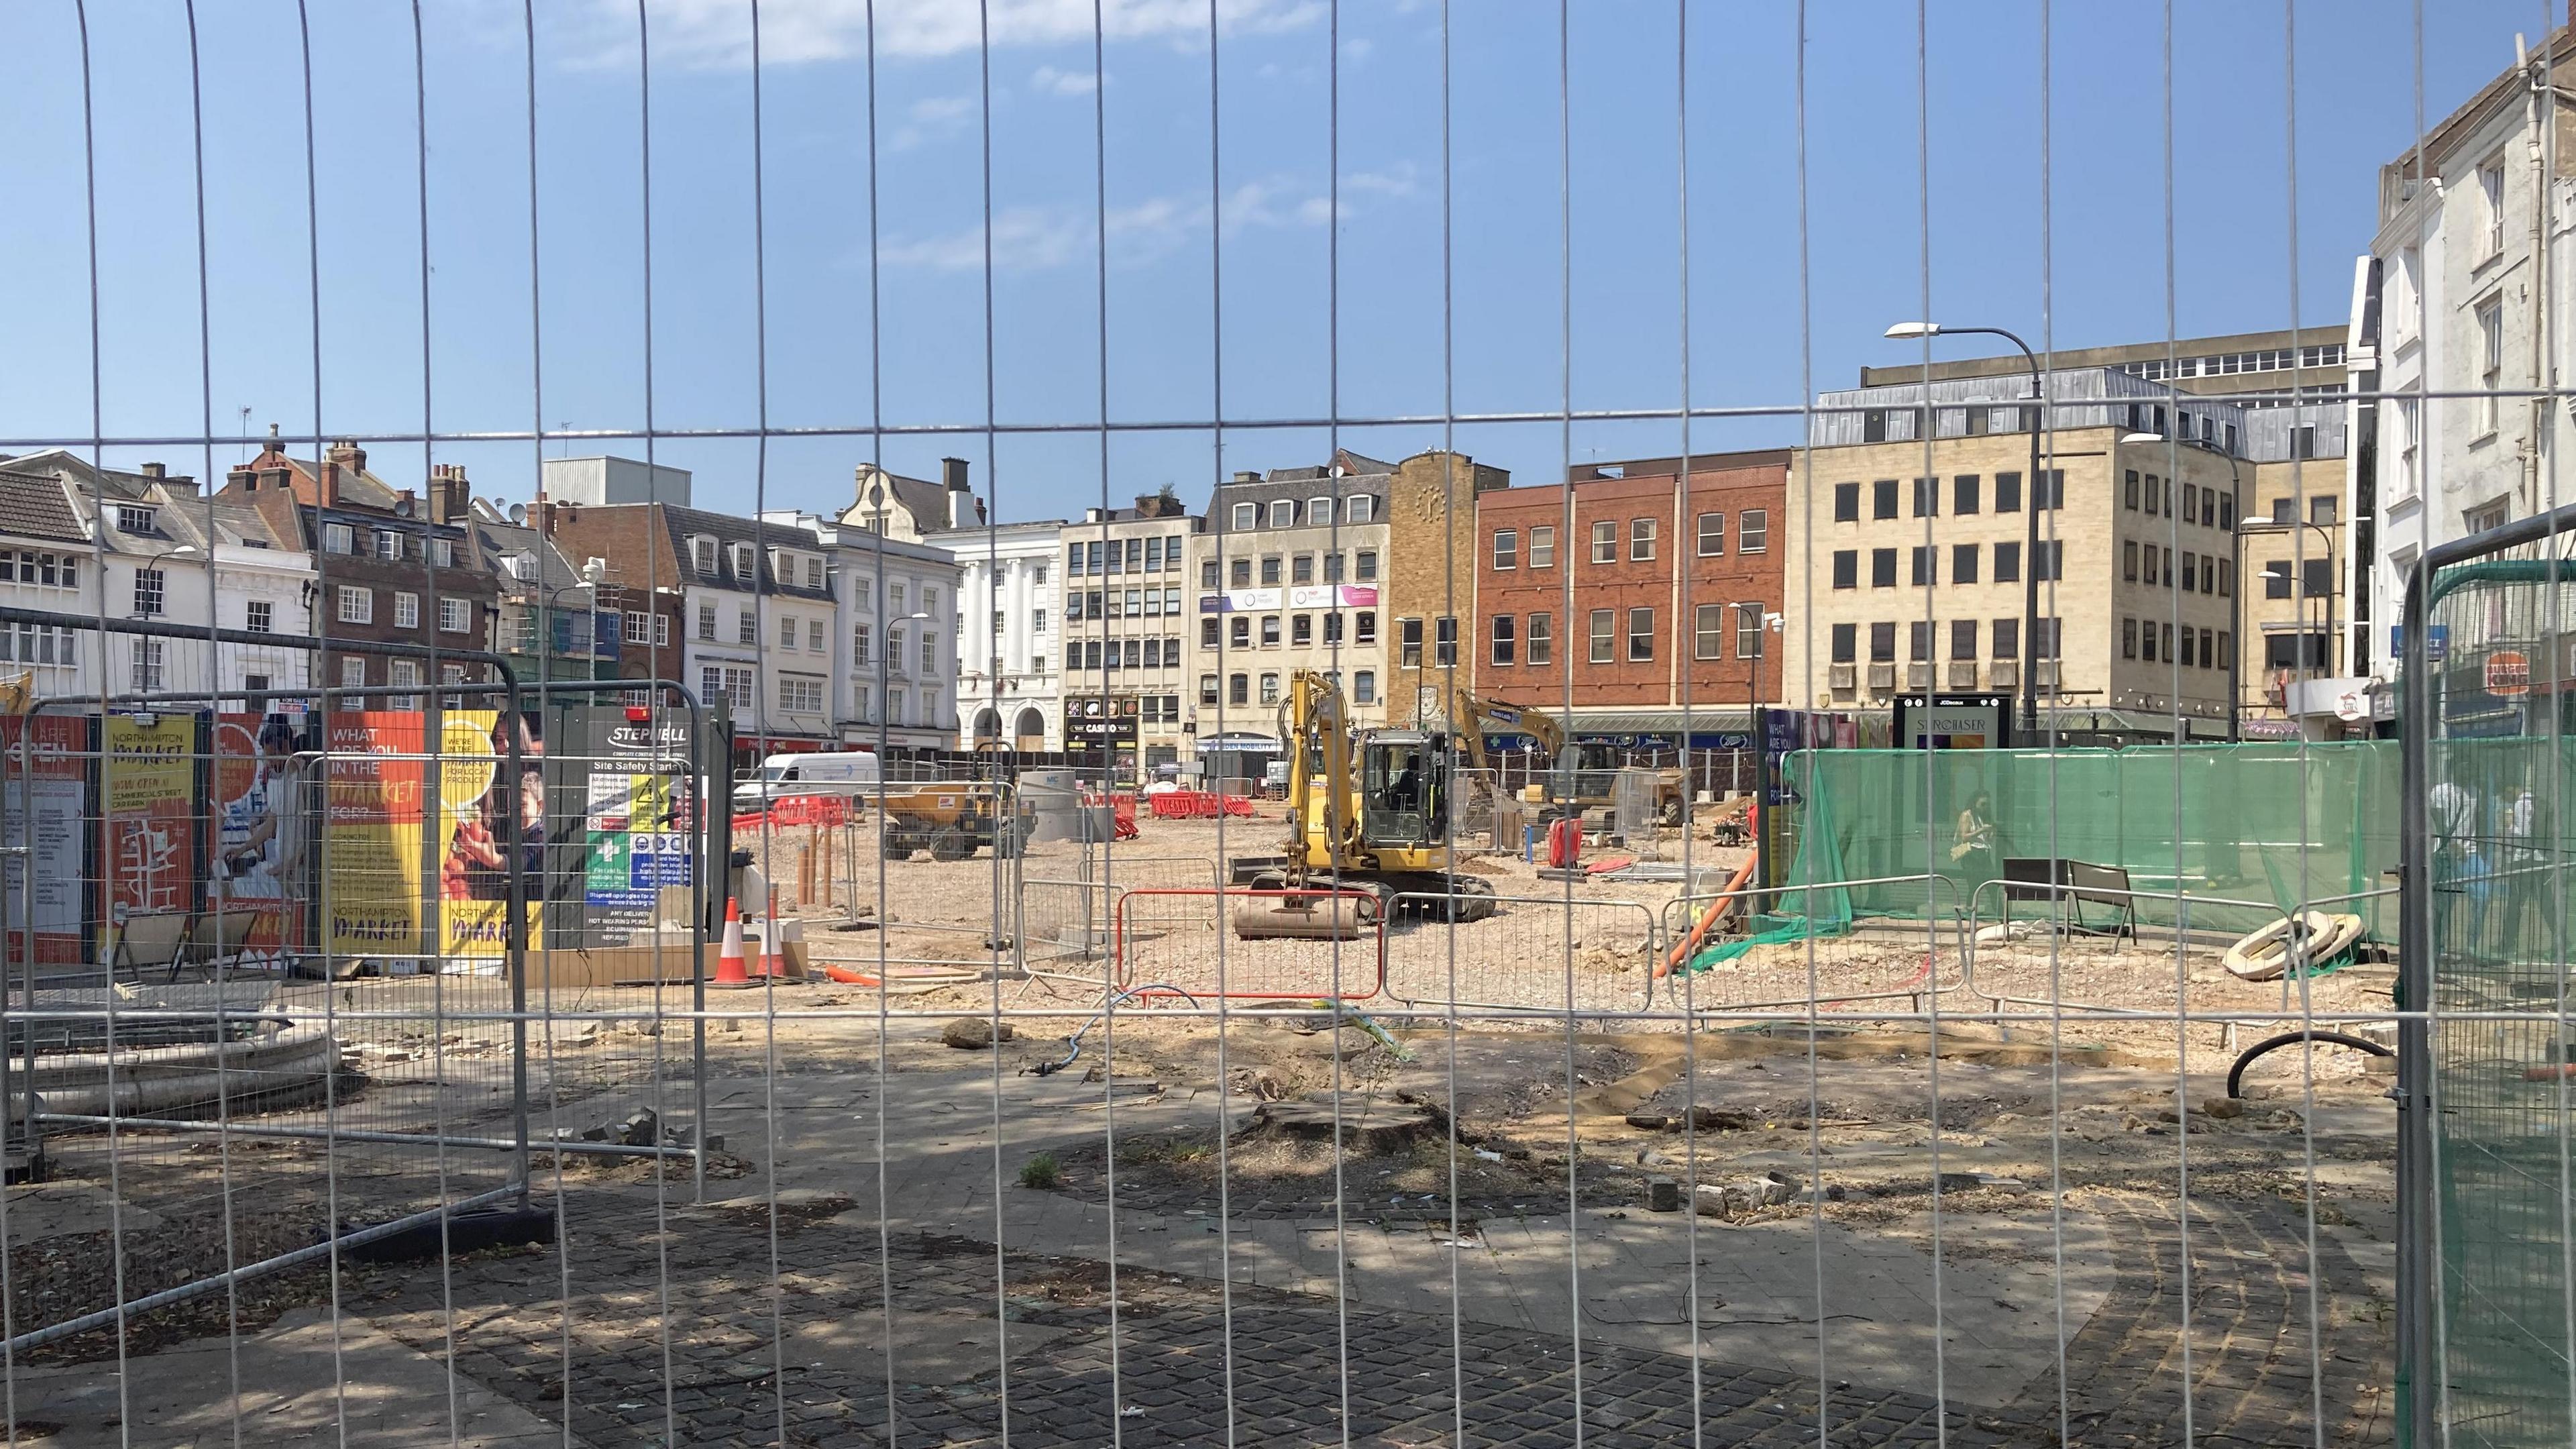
[1232, 892, 1370, 941]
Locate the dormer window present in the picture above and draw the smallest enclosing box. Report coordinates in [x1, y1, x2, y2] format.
[512, 553, 539, 582]
[1267, 500, 1293, 529]
[1346, 494, 1375, 524]
[1307, 496, 1333, 525]
[692, 537, 716, 574]
[115, 505, 156, 535]
[731, 543, 755, 579]
[374, 530, 402, 561]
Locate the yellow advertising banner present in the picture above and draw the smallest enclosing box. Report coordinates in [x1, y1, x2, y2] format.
[325, 710, 537, 968]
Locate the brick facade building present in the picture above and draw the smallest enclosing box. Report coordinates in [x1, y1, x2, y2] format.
[1472, 451, 1786, 727]
[1381, 450, 1511, 725]
[218, 432, 497, 700]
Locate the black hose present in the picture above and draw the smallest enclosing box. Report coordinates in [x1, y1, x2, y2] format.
[2225, 1029, 2393, 1099]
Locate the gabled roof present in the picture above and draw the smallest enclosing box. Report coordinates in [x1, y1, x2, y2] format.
[474, 517, 591, 595]
[0, 470, 85, 545]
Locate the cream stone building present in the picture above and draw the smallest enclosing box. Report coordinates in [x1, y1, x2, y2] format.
[1783, 371, 2246, 737]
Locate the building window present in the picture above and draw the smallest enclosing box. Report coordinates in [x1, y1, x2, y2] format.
[1260, 555, 1282, 586]
[1911, 547, 1935, 587]
[392, 591, 419, 630]
[1909, 621, 1934, 663]
[1228, 673, 1249, 705]
[245, 599, 274, 634]
[1912, 476, 1938, 518]
[1200, 559, 1220, 589]
[1587, 610, 1613, 664]
[325, 523, 355, 555]
[851, 622, 872, 666]
[2479, 158, 2506, 257]
[2263, 561, 2292, 600]
[2034, 540, 2062, 582]
[1348, 495, 1375, 524]
[1526, 613, 1551, 667]
[1259, 500, 1287, 529]
[341, 655, 367, 690]
[1831, 550, 1858, 590]
[780, 614, 798, 649]
[1307, 496, 1334, 525]
[625, 610, 651, 644]
[1400, 618, 1424, 667]
[2479, 297, 2505, 433]
[1993, 542, 2021, 584]
[1626, 607, 1653, 662]
[1198, 674, 1219, 705]
[1589, 521, 1616, 564]
[1230, 616, 1251, 649]
[1694, 604, 1725, 660]
[1324, 612, 1344, 644]
[2123, 618, 2138, 659]
[1354, 549, 1378, 581]
[1493, 529, 1518, 570]
[1991, 618, 2019, 660]
[1950, 619, 1978, 661]
[1260, 615, 1281, 647]
[388, 659, 422, 711]
[1491, 614, 1516, 665]
[2143, 621, 2159, 661]
[2311, 495, 2338, 525]
[2180, 550, 2198, 593]
[1630, 519, 1656, 561]
[1833, 482, 1860, 523]
[1995, 471, 2022, 513]
[1355, 612, 1376, 643]
[131, 638, 165, 693]
[1292, 553, 1314, 585]
[1735, 604, 1766, 660]
[920, 629, 937, 674]
[1870, 549, 1896, 588]
[116, 504, 156, 534]
[440, 597, 470, 633]
[131, 567, 165, 618]
[2123, 541, 2139, 582]
[1868, 622, 1896, 663]
[1953, 475, 1980, 515]
[734, 608, 755, 645]
[1953, 543, 1979, 584]
[1259, 672, 1282, 704]
[2037, 470, 2065, 509]
[1872, 479, 1898, 519]
[1434, 616, 1458, 667]
[1292, 614, 1314, 646]
[1829, 623, 1856, 663]
[692, 537, 717, 573]
[375, 530, 402, 561]
[336, 585, 372, 625]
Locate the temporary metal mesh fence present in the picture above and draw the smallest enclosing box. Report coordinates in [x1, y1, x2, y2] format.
[0, 2, 2525, 1447]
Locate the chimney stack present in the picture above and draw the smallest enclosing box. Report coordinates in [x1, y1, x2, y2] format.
[427, 463, 470, 525]
[942, 456, 972, 528]
[321, 438, 366, 509]
[140, 462, 165, 480]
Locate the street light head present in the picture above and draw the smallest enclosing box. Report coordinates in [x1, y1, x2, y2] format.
[1883, 321, 1941, 341]
[2120, 431, 2167, 446]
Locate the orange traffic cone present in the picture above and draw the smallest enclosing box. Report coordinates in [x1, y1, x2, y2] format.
[713, 898, 751, 986]
[754, 904, 791, 981]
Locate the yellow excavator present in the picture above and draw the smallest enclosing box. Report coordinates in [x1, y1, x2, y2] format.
[1230, 669, 1501, 938]
[1438, 686, 1686, 828]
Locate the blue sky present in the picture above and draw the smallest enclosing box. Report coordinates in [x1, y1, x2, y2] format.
[0, 0, 2548, 526]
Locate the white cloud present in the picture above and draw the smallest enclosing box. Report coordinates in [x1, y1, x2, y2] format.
[1342, 162, 1416, 199]
[593, 0, 1323, 68]
[875, 168, 1373, 272]
[1032, 64, 1099, 96]
[889, 92, 975, 152]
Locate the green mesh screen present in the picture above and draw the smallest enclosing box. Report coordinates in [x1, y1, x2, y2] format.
[1771, 742, 2399, 943]
[2420, 562, 2576, 1448]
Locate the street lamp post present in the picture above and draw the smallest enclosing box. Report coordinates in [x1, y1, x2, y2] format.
[1886, 321, 2046, 735]
[2124, 432, 2244, 741]
[2241, 517, 2339, 709]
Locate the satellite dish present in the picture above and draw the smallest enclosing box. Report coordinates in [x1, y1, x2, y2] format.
[507, 502, 527, 525]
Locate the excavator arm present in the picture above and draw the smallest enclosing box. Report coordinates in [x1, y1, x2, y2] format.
[1275, 668, 1354, 885]
[1438, 684, 1563, 775]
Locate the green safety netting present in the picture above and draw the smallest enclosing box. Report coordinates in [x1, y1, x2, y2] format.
[1681, 743, 2401, 975]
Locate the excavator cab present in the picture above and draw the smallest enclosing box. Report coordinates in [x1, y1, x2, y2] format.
[1358, 732, 1451, 850]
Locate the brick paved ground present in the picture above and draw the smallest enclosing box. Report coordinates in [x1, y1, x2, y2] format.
[344, 1184, 2390, 1449]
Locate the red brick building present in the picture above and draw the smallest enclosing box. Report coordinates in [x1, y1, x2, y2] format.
[1472, 451, 1787, 733]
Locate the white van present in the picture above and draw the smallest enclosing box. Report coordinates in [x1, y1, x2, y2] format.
[732, 751, 882, 813]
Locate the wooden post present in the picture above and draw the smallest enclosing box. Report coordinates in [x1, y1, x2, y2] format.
[797, 824, 816, 908]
